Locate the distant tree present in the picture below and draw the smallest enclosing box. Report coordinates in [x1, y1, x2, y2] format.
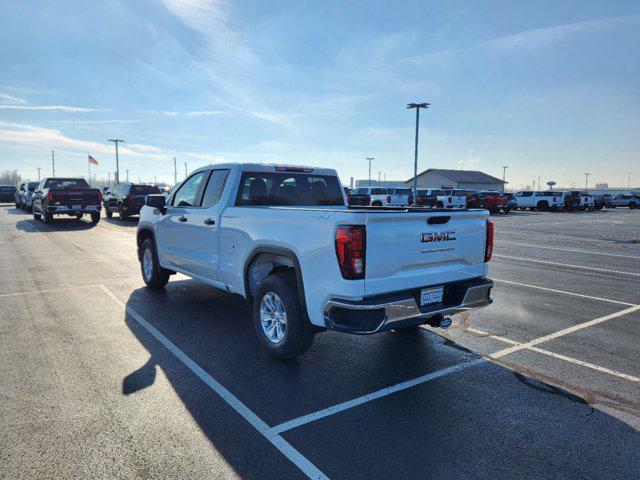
[0, 170, 23, 186]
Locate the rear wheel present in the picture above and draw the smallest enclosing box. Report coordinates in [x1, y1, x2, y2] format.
[43, 212, 53, 224]
[629, 202, 638, 209]
[33, 211, 41, 221]
[537, 201, 549, 211]
[90, 212, 100, 224]
[118, 205, 129, 219]
[140, 238, 170, 289]
[76, 213, 83, 220]
[105, 209, 113, 218]
[253, 272, 315, 359]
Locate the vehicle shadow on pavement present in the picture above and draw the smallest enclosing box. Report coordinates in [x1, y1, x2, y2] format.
[103, 216, 139, 228]
[15, 218, 97, 232]
[120, 280, 640, 479]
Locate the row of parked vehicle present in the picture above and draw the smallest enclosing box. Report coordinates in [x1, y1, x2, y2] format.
[344, 186, 640, 213]
[3, 178, 162, 224]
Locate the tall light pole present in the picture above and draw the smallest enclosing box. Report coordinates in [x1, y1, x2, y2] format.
[36, 167, 42, 181]
[584, 172, 590, 190]
[407, 102, 430, 204]
[502, 166, 508, 183]
[174, 157, 178, 185]
[366, 157, 374, 186]
[51, 149, 56, 177]
[184, 162, 188, 178]
[108, 172, 111, 185]
[109, 139, 125, 184]
[378, 171, 381, 182]
[126, 169, 129, 182]
[12, 170, 18, 186]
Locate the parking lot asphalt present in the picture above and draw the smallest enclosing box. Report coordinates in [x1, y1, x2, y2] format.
[1, 205, 639, 479]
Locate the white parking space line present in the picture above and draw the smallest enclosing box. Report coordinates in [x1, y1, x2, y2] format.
[494, 254, 640, 277]
[497, 242, 640, 260]
[492, 278, 637, 307]
[462, 326, 639, 382]
[98, 285, 329, 480]
[0, 283, 107, 299]
[269, 358, 485, 435]
[491, 304, 640, 358]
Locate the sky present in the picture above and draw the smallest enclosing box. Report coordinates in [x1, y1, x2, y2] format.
[0, 0, 639, 189]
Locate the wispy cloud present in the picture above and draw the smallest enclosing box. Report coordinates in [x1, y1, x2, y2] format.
[482, 14, 640, 50]
[0, 105, 109, 112]
[144, 109, 227, 117]
[186, 110, 226, 117]
[0, 93, 27, 104]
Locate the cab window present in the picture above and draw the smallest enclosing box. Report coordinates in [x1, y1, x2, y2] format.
[171, 172, 207, 207]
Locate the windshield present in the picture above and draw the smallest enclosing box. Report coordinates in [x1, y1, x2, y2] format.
[0, 186, 16, 192]
[27, 182, 39, 191]
[44, 178, 90, 189]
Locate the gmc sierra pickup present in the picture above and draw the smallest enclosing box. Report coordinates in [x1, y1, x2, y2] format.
[137, 163, 494, 359]
[32, 177, 102, 224]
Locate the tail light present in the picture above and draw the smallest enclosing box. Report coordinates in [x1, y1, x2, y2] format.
[448, 196, 452, 203]
[417, 196, 423, 204]
[47, 191, 53, 201]
[98, 191, 103, 201]
[126, 194, 132, 202]
[387, 195, 391, 203]
[485, 219, 494, 262]
[365, 195, 371, 204]
[346, 194, 350, 203]
[335, 225, 366, 280]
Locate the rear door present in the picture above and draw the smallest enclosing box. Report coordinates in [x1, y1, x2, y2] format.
[363, 211, 488, 296]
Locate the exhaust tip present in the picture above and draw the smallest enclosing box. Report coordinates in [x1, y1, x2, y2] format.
[424, 314, 453, 329]
[440, 317, 452, 329]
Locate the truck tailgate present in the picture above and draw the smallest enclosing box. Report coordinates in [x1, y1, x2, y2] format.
[364, 211, 488, 296]
[51, 189, 100, 204]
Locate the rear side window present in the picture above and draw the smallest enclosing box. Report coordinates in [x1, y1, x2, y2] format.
[235, 172, 344, 206]
[28, 182, 39, 191]
[352, 188, 368, 195]
[131, 185, 161, 195]
[431, 190, 445, 196]
[200, 169, 229, 207]
[171, 172, 207, 207]
[394, 189, 412, 195]
[371, 188, 387, 195]
[452, 190, 467, 196]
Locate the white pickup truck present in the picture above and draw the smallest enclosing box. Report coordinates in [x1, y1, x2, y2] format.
[513, 190, 562, 211]
[137, 163, 494, 358]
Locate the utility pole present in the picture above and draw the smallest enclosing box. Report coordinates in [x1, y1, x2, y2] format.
[628, 170, 631, 189]
[108, 172, 111, 185]
[184, 162, 188, 178]
[36, 167, 42, 181]
[378, 171, 381, 182]
[502, 166, 508, 182]
[108, 139, 125, 184]
[406, 102, 430, 205]
[383, 173, 386, 181]
[51, 150, 56, 177]
[173, 157, 178, 185]
[584, 172, 590, 190]
[154, 176, 157, 185]
[366, 158, 374, 186]
[12, 170, 18, 186]
[126, 169, 129, 182]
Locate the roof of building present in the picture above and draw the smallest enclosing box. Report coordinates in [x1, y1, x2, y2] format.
[407, 168, 505, 184]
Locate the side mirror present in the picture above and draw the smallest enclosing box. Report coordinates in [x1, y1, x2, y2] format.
[146, 194, 166, 214]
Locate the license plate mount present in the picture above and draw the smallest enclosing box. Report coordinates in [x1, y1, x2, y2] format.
[420, 286, 444, 306]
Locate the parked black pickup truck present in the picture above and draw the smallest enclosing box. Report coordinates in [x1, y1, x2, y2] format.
[32, 177, 102, 224]
[0, 185, 17, 203]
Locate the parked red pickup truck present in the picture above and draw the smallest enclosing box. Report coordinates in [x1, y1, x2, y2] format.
[32, 177, 102, 224]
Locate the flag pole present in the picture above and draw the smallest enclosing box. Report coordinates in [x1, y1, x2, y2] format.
[88, 154, 91, 184]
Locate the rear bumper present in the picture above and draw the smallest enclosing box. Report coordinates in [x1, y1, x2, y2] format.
[46, 204, 101, 214]
[324, 277, 493, 334]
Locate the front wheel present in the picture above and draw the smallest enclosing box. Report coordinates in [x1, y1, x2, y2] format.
[253, 273, 315, 359]
[140, 238, 170, 289]
[33, 211, 41, 221]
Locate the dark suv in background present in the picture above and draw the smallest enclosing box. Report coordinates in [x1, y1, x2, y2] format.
[104, 183, 161, 219]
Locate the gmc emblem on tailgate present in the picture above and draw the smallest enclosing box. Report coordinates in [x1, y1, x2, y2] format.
[420, 231, 456, 242]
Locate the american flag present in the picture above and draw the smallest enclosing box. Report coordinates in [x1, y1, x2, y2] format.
[88, 155, 99, 165]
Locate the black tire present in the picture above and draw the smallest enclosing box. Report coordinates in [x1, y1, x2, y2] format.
[503, 207, 511, 213]
[629, 202, 637, 209]
[253, 272, 315, 359]
[33, 211, 41, 221]
[118, 205, 129, 219]
[140, 238, 170, 289]
[43, 212, 53, 224]
[76, 213, 83, 220]
[26, 205, 32, 213]
[90, 212, 100, 224]
[15, 202, 19, 209]
[106, 209, 113, 218]
[537, 201, 549, 211]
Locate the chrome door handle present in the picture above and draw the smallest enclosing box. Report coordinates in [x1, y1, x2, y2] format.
[178, 216, 187, 223]
[204, 218, 215, 225]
